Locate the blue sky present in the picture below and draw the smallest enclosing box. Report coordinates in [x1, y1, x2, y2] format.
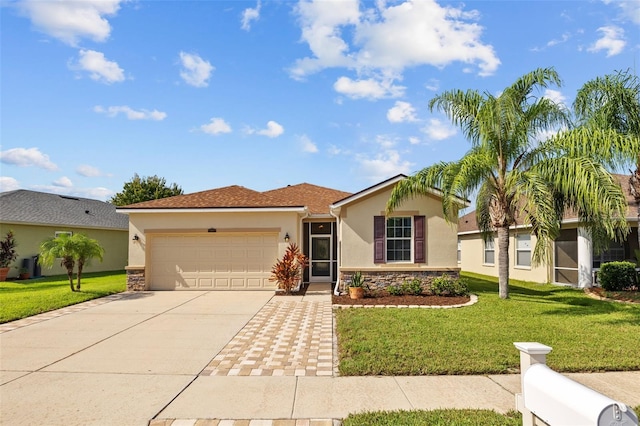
[1, 0, 639, 201]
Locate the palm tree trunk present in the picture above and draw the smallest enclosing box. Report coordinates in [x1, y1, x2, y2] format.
[63, 257, 75, 291]
[497, 226, 510, 299]
[76, 261, 84, 291]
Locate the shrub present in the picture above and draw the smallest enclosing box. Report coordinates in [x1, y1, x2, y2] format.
[599, 261, 637, 291]
[0, 231, 18, 269]
[387, 284, 403, 296]
[269, 243, 308, 294]
[403, 278, 423, 295]
[430, 274, 469, 297]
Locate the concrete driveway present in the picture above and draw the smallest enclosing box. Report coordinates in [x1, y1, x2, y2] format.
[0, 291, 274, 426]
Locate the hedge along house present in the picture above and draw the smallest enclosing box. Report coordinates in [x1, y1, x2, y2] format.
[457, 174, 639, 288]
[117, 175, 464, 292]
[0, 190, 128, 278]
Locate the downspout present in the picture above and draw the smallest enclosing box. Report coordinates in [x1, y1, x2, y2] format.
[300, 207, 310, 286]
[329, 206, 341, 295]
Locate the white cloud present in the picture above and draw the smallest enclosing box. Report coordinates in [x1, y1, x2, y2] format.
[72, 49, 125, 84]
[375, 134, 398, 149]
[334, 76, 405, 100]
[179, 52, 214, 88]
[408, 136, 421, 145]
[94, 105, 167, 120]
[588, 26, 626, 57]
[0, 177, 20, 192]
[17, 0, 123, 46]
[299, 134, 318, 153]
[425, 79, 439, 91]
[250, 120, 284, 138]
[604, 0, 640, 25]
[357, 150, 414, 182]
[327, 144, 345, 156]
[0, 147, 58, 171]
[421, 118, 456, 141]
[387, 101, 418, 123]
[200, 117, 232, 135]
[543, 89, 567, 106]
[291, 0, 500, 83]
[31, 184, 114, 201]
[53, 176, 73, 188]
[241, 1, 261, 31]
[76, 165, 102, 177]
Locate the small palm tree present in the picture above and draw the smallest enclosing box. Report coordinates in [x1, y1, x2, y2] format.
[73, 234, 104, 291]
[387, 67, 639, 299]
[40, 233, 77, 291]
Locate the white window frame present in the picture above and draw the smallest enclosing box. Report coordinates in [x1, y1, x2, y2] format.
[54, 231, 73, 238]
[515, 233, 532, 268]
[483, 237, 495, 265]
[386, 216, 412, 262]
[457, 238, 461, 263]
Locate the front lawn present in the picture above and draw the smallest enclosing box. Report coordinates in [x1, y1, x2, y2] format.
[336, 272, 640, 375]
[0, 271, 126, 323]
[343, 409, 521, 426]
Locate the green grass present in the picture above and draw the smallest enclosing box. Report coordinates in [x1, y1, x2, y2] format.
[0, 271, 126, 323]
[343, 409, 521, 426]
[336, 272, 640, 375]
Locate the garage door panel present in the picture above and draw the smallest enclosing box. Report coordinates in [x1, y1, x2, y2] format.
[150, 233, 277, 290]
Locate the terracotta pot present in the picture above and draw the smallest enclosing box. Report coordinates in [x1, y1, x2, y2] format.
[0, 267, 9, 282]
[19, 273, 30, 280]
[349, 286, 364, 300]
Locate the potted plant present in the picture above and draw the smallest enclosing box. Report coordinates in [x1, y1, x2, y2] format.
[19, 267, 30, 280]
[0, 231, 18, 282]
[348, 271, 365, 299]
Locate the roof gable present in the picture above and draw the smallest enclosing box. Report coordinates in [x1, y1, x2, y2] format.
[0, 190, 128, 230]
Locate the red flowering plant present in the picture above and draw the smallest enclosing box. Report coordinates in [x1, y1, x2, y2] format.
[269, 243, 308, 294]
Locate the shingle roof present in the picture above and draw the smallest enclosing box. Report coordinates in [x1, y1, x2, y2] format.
[458, 173, 637, 234]
[119, 183, 353, 215]
[0, 190, 128, 230]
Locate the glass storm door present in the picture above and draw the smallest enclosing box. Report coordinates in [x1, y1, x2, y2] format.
[310, 236, 331, 281]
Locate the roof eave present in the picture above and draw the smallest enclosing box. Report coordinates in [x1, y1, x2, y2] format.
[117, 206, 307, 214]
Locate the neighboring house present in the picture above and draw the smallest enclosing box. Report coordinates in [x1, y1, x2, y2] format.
[0, 190, 129, 278]
[117, 175, 463, 292]
[457, 174, 639, 288]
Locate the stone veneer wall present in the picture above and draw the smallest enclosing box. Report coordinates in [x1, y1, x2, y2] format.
[339, 269, 460, 293]
[126, 267, 146, 291]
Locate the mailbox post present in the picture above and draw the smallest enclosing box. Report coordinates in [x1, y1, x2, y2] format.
[514, 342, 553, 426]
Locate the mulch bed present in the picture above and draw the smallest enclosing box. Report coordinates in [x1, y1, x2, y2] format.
[586, 287, 640, 303]
[332, 291, 470, 306]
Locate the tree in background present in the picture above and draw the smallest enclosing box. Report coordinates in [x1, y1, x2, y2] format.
[74, 234, 104, 291]
[110, 173, 183, 206]
[39, 233, 105, 291]
[573, 70, 640, 251]
[387, 68, 639, 299]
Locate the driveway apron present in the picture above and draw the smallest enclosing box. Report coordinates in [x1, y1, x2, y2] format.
[0, 291, 274, 426]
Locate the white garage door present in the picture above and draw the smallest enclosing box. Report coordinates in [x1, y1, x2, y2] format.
[149, 233, 278, 290]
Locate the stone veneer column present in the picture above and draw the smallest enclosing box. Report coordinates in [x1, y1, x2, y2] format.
[125, 266, 146, 291]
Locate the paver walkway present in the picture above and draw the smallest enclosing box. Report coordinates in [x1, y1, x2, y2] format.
[201, 299, 334, 377]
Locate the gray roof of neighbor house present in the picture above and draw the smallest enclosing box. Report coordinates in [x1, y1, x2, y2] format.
[0, 190, 128, 230]
[458, 173, 637, 234]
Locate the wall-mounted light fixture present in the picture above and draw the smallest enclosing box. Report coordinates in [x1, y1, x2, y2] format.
[284, 232, 290, 242]
[132, 234, 139, 241]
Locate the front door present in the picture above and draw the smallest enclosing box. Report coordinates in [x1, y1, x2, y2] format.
[310, 235, 332, 282]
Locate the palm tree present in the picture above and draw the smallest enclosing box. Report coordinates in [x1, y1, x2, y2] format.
[387, 67, 639, 299]
[573, 70, 640, 252]
[40, 233, 78, 291]
[73, 234, 104, 291]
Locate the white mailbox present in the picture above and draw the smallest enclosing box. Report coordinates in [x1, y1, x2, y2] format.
[523, 363, 638, 426]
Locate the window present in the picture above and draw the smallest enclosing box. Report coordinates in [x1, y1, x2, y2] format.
[54, 231, 73, 238]
[484, 237, 495, 265]
[593, 241, 626, 268]
[457, 238, 461, 263]
[374, 215, 425, 264]
[386, 217, 412, 261]
[516, 234, 531, 267]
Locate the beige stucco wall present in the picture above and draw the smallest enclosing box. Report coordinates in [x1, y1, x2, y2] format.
[458, 230, 549, 283]
[0, 223, 127, 278]
[125, 211, 301, 269]
[338, 187, 458, 269]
